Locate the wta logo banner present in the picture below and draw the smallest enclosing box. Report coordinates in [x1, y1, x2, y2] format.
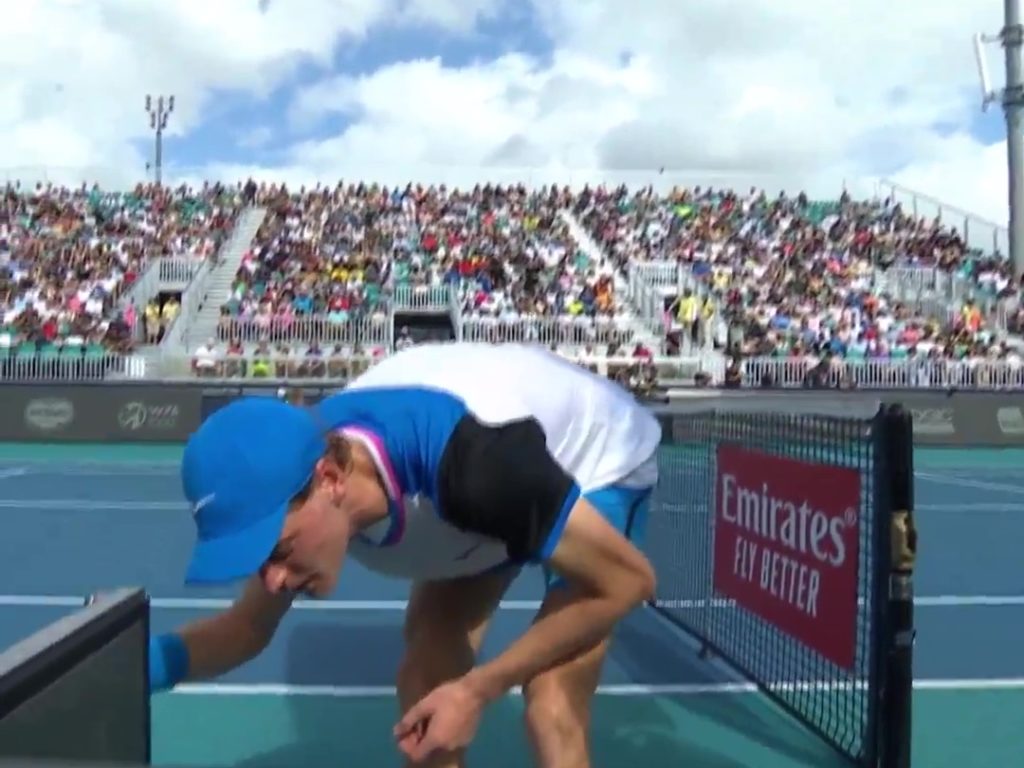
[713, 444, 861, 671]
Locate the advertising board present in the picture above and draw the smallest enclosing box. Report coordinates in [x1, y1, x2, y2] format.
[712, 444, 861, 670]
[4, 385, 201, 443]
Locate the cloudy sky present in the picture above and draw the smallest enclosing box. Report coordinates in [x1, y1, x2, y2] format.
[0, 0, 1013, 230]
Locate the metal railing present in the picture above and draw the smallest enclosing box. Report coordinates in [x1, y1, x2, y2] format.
[119, 260, 161, 341]
[10, 344, 1024, 389]
[0, 351, 148, 381]
[632, 281, 670, 338]
[164, 348, 710, 383]
[391, 284, 454, 312]
[876, 178, 1007, 257]
[742, 356, 1024, 390]
[872, 266, 972, 300]
[457, 316, 639, 348]
[116, 254, 212, 343]
[163, 258, 214, 349]
[624, 259, 719, 356]
[215, 314, 393, 348]
[167, 350, 385, 381]
[871, 265, 1005, 317]
[626, 258, 1011, 344]
[624, 264, 668, 345]
[629, 261, 680, 289]
[158, 257, 205, 284]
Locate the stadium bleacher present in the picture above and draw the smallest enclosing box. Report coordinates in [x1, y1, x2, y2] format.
[0, 181, 242, 379]
[573, 182, 1023, 388]
[1, 176, 1020, 392]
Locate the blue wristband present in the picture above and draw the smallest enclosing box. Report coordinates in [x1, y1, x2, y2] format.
[149, 633, 190, 692]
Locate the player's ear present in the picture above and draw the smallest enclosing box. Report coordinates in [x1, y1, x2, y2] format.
[313, 454, 348, 497]
[313, 456, 336, 482]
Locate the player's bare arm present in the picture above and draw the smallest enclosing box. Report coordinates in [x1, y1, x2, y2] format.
[155, 575, 294, 685]
[464, 498, 655, 702]
[414, 414, 657, 702]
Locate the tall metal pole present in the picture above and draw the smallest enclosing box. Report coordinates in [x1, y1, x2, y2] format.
[1004, 0, 1024, 280]
[145, 95, 174, 186]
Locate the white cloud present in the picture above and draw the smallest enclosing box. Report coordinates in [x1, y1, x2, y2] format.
[397, 0, 505, 34]
[261, 0, 1013, 233]
[0, 0, 500, 187]
[236, 126, 274, 150]
[0, 0, 388, 183]
[0, 0, 1014, 236]
[881, 133, 1010, 249]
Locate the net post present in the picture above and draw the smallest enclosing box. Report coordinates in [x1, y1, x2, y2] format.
[877, 404, 916, 768]
[142, 589, 152, 766]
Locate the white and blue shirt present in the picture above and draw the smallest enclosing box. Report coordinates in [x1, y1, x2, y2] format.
[313, 342, 662, 581]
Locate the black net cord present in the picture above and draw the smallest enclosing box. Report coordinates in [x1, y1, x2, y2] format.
[877, 404, 916, 768]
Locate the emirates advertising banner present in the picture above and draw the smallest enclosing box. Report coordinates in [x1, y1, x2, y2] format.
[712, 443, 862, 671]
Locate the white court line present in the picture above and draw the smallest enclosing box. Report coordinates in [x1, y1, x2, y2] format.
[173, 683, 777, 698]
[663, 502, 1024, 513]
[937, 470, 1024, 479]
[656, 595, 1024, 608]
[170, 678, 1024, 697]
[31, 468, 179, 477]
[0, 465, 178, 479]
[0, 460, 179, 468]
[643, 593, 750, 686]
[916, 503, 1024, 512]
[1, 498, 1022, 514]
[2, 594, 1023, 610]
[911, 595, 1024, 607]
[915, 472, 1024, 496]
[0, 595, 543, 610]
[0, 499, 185, 511]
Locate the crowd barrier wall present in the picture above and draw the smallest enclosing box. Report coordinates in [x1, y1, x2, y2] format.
[5, 384, 204, 443]
[0, 381, 1022, 448]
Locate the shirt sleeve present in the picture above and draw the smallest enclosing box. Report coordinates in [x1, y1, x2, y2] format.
[435, 413, 581, 563]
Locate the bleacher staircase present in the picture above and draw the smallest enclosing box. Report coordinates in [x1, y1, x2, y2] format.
[560, 209, 725, 381]
[179, 206, 268, 350]
[138, 206, 267, 378]
[558, 210, 661, 349]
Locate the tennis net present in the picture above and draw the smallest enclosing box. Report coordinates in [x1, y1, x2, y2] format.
[646, 395, 915, 768]
[0, 587, 151, 765]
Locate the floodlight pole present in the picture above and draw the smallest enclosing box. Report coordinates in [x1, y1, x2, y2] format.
[977, 3, 1024, 278]
[1004, 0, 1024, 281]
[145, 95, 174, 186]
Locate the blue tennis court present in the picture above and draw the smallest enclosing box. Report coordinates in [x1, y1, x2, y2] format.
[0, 444, 1021, 766]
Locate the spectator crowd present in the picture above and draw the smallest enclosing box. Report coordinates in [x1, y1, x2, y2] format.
[0, 180, 241, 375]
[0, 172, 1019, 390]
[216, 181, 634, 355]
[573, 183, 1024, 386]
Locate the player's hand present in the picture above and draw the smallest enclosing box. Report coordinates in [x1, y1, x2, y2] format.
[393, 676, 486, 763]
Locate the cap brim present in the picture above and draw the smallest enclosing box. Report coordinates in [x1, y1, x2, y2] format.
[184, 501, 288, 585]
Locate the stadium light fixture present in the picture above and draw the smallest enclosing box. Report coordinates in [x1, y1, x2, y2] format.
[974, 32, 998, 112]
[144, 94, 175, 186]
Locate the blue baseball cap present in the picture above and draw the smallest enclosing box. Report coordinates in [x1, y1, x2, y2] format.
[181, 396, 328, 584]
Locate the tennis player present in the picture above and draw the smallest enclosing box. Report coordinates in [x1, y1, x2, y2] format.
[150, 341, 661, 768]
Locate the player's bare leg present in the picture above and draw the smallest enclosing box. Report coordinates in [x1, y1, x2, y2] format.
[522, 585, 612, 768]
[397, 568, 516, 768]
